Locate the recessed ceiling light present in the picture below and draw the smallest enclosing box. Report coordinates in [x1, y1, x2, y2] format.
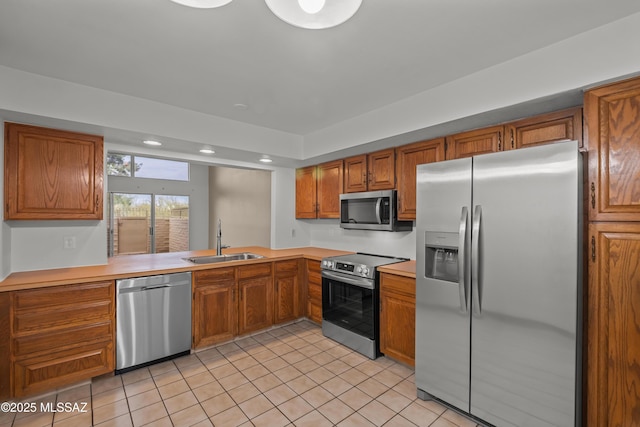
[200, 148, 215, 154]
[169, 0, 233, 8]
[143, 140, 162, 146]
[259, 157, 273, 163]
[234, 103, 249, 110]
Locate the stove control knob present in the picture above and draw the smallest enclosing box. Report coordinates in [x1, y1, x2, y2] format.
[361, 267, 370, 276]
[356, 266, 362, 274]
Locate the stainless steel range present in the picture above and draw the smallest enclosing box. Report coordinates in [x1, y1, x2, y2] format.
[321, 253, 408, 359]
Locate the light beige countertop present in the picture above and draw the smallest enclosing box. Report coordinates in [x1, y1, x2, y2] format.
[0, 246, 353, 292]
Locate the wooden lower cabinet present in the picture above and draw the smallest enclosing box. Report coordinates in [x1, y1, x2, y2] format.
[10, 281, 115, 398]
[193, 267, 237, 349]
[379, 273, 415, 366]
[194, 264, 274, 348]
[238, 264, 273, 335]
[274, 260, 301, 324]
[306, 260, 322, 324]
[587, 222, 640, 427]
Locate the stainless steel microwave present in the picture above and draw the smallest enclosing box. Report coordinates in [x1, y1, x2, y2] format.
[340, 190, 413, 231]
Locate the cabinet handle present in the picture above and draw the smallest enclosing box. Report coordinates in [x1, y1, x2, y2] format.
[498, 131, 502, 151]
[96, 195, 99, 210]
[590, 182, 596, 209]
[591, 236, 596, 262]
[232, 289, 235, 302]
[510, 129, 515, 149]
[363, 172, 367, 185]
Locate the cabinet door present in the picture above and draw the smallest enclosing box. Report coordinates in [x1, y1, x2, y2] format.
[306, 260, 322, 324]
[368, 148, 396, 191]
[585, 77, 640, 221]
[505, 107, 582, 150]
[295, 166, 317, 218]
[274, 261, 300, 324]
[193, 268, 237, 348]
[344, 155, 368, 193]
[317, 160, 343, 219]
[4, 123, 104, 220]
[379, 273, 415, 366]
[395, 138, 445, 220]
[193, 282, 237, 348]
[445, 125, 504, 160]
[587, 222, 640, 427]
[238, 275, 273, 335]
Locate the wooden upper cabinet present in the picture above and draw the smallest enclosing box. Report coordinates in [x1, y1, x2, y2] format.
[585, 77, 640, 221]
[445, 125, 505, 160]
[395, 138, 445, 220]
[368, 149, 396, 191]
[295, 165, 317, 219]
[317, 160, 343, 219]
[505, 107, 583, 150]
[4, 123, 104, 220]
[344, 149, 395, 193]
[344, 155, 368, 193]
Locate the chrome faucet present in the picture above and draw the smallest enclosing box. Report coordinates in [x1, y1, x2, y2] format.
[216, 219, 229, 255]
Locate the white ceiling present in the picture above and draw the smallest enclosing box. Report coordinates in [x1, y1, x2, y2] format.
[1, 0, 640, 164]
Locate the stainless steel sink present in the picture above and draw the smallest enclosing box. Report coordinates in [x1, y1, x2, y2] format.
[183, 252, 264, 264]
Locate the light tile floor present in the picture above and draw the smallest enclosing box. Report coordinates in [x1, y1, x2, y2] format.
[1, 320, 480, 427]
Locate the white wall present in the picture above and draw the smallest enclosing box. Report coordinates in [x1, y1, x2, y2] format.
[108, 162, 210, 252]
[10, 221, 107, 272]
[303, 12, 640, 157]
[209, 167, 271, 249]
[270, 167, 311, 249]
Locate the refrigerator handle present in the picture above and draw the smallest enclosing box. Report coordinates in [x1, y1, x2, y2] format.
[458, 207, 469, 313]
[472, 205, 482, 315]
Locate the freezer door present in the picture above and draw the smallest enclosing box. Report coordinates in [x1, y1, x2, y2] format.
[415, 158, 472, 412]
[470, 141, 580, 426]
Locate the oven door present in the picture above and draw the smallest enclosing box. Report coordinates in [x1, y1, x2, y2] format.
[321, 269, 376, 339]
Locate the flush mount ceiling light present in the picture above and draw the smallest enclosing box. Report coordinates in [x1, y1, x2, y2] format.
[265, 0, 362, 29]
[259, 156, 273, 163]
[199, 147, 215, 154]
[169, 0, 232, 8]
[143, 140, 162, 146]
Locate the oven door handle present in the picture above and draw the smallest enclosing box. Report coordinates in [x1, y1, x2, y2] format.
[322, 270, 375, 290]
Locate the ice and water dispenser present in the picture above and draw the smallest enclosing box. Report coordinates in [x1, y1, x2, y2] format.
[424, 231, 459, 282]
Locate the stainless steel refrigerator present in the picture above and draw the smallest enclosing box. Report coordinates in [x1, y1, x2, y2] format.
[415, 141, 581, 427]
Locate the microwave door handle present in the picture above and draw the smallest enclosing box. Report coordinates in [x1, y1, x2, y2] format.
[375, 198, 383, 224]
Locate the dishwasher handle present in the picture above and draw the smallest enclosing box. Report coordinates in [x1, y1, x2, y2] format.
[117, 278, 191, 295]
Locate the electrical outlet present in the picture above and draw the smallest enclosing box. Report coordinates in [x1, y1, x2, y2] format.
[63, 236, 76, 249]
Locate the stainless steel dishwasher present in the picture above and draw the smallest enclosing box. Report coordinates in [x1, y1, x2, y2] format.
[116, 272, 192, 374]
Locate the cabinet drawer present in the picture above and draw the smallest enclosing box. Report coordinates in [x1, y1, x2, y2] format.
[14, 321, 113, 357]
[308, 283, 322, 301]
[307, 260, 321, 274]
[194, 267, 235, 286]
[380, 273, 415, 298]
[14, 340, 114, 398]
[237, 263, 272, 280]
[14, 281, 113, 311]
[275, 260, 299, 275]
[14, 300, 112, 334]
[307, 300, 322, 324]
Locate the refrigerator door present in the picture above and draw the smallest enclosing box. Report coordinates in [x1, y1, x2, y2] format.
[416, 158, 472, 412]
[470, 141, 580, 426]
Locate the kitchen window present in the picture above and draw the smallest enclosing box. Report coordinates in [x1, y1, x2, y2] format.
[107, 153, 190, 181]
[108, 193, 190, 256]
